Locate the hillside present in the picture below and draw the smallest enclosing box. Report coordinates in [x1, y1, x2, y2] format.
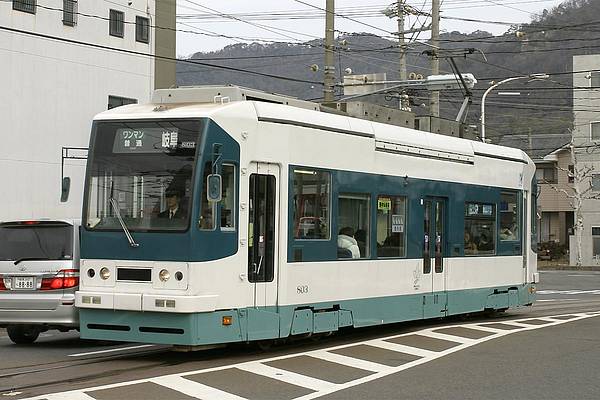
[176, 0, 600, 154]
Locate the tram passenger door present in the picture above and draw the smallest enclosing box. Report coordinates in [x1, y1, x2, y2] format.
[422, 198, 448, 318]
[248, 163, 279, 310]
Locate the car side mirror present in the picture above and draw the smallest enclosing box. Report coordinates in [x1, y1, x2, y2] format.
[207, 174, 222, 202]
[60, 177, 71, 203]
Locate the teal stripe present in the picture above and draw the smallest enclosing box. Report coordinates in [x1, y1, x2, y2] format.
[79, 284, 536, 345]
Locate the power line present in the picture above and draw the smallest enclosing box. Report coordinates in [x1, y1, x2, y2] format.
[0, 24, 324, 86]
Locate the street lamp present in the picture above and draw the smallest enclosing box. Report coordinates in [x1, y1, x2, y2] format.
[480, 73, 549, 142]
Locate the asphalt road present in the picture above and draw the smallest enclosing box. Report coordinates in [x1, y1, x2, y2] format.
[1, 270, 599, 400]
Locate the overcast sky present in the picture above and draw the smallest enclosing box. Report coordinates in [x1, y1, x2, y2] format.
[175, 0, 567, 57]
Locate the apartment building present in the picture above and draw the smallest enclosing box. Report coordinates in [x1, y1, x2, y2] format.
[0, 0, 175, 220]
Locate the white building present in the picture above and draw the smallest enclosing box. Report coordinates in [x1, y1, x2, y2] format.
[571, 54, 600, 265]
[0, 0, 175, 221]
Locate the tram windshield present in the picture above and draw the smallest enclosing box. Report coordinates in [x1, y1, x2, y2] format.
[84, 120, 202, 232]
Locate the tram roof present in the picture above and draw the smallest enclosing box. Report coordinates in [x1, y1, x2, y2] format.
[94, 98, 531, 167]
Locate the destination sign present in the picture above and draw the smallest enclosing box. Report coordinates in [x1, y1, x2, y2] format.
[112, 127, 197, 153]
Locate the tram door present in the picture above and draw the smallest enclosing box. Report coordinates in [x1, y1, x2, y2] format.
[422, 197, 448, 318]
[248, 162, 279, 310]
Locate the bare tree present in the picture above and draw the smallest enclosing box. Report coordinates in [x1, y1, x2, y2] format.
[545, 135, 600, 267]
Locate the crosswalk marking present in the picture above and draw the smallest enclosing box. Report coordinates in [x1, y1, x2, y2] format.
[148, 376, 246, 400]
[308, 350, 394, 373]
[236, 363, 337, 392]
[538, 289, 600, 295]
[365, 339, 437, 358]
[20, 312, 600, 400]
[416, 330, 475, 345]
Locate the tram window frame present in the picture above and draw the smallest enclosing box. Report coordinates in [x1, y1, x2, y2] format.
[220, 163, 236, 231]
[376, 195, 407, 258]
[292, 168, 331, 241]
[337, 193, 371, 259]
[199, 162, 216, 231]
[499, 192, 520, 242]
[464, 202, 496, 256]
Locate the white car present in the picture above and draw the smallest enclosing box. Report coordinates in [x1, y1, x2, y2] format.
[0, 220, 80, 344]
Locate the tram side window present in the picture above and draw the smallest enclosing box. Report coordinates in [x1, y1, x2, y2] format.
[199, 162, 215, 230]
[500, 192, 519, 241]
[376, 196, 407, 258]
[220, 164, 236, 230]
[338, 193, 370, 259]
[292, 169, 330, 240]
[464, 202, 496, 256]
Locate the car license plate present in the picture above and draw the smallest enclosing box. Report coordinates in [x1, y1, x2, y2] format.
[14, 277, 34, 290]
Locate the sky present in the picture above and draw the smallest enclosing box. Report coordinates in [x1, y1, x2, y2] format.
[175, 0, 567, 57]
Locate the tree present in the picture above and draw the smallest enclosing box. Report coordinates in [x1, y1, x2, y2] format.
[545, 134, 600, 267]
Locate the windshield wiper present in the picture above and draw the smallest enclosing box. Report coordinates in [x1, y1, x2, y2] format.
[14, 257, 51, 265]
[109, 198, 140, 248]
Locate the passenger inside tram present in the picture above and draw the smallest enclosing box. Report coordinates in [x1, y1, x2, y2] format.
[337, 227, 360, 259]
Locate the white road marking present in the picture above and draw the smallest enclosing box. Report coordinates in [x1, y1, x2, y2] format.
[365, 339, 437, 358]
[236, 363, 337, 392]
[308, 350, 394, 373]
[538, 299, 578, 302]
[538, 289, 600, 295]
[68, 344, 156, 357]
[22, 312, 600, 400]
[149, 375, 246, 400]
[38, 392, 96, 400]
[416, 330, 476, 345]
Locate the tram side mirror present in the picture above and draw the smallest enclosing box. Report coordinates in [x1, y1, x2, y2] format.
[60, 177, 71, 203]
[207, 174, 222, 202]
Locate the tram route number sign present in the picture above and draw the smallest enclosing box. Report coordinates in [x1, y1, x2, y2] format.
[378, 198, 391, 211]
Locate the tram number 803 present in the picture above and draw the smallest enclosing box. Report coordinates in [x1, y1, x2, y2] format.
[297, 285, 309, 294]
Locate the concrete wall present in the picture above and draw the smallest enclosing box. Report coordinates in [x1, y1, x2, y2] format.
[0, 0, 157, 221]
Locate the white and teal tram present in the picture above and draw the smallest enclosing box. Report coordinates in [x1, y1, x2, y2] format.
[76, 86, 538, 346]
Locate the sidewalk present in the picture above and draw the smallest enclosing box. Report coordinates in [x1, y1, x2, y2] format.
[537, 260, 600, 271]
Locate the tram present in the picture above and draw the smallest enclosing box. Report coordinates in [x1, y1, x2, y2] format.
[75, 86, 538, 346]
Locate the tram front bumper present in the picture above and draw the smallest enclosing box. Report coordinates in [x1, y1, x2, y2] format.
[75, 291, 219, 313]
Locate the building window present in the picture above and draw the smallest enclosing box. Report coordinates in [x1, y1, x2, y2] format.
[136, 16, 150, 43]
[568, 165, 574, 184]
[592, 122, 600, 142]
[591, 72, 600, 88]
[220, 164, 236, 230]
[592, 174, 600, 192]
[292, 169, 330, 240]
[338, 194, 370, 259]
[63, 0, 77, 26]
[535, 166, 557, 184]
[109, 9, 125, 38]
[376, 196, 406, 258]
[500, 192, 519, 241]
[464, 202, 496, 256]
[13, 0, 36, 13]
[592, 227, 600, 257]
[108, 95, 137, 110]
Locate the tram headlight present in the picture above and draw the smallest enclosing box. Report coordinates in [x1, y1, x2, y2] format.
[159, 269, 171, 282]
[87, 268, 96, 278]
[175, 271, 184, 281]
[99, 267, 110, 280]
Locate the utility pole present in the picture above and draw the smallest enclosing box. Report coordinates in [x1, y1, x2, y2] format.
[397, 0, 406, 81]
[324, 0, 336, 103]
[429, 0, 440, 117]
